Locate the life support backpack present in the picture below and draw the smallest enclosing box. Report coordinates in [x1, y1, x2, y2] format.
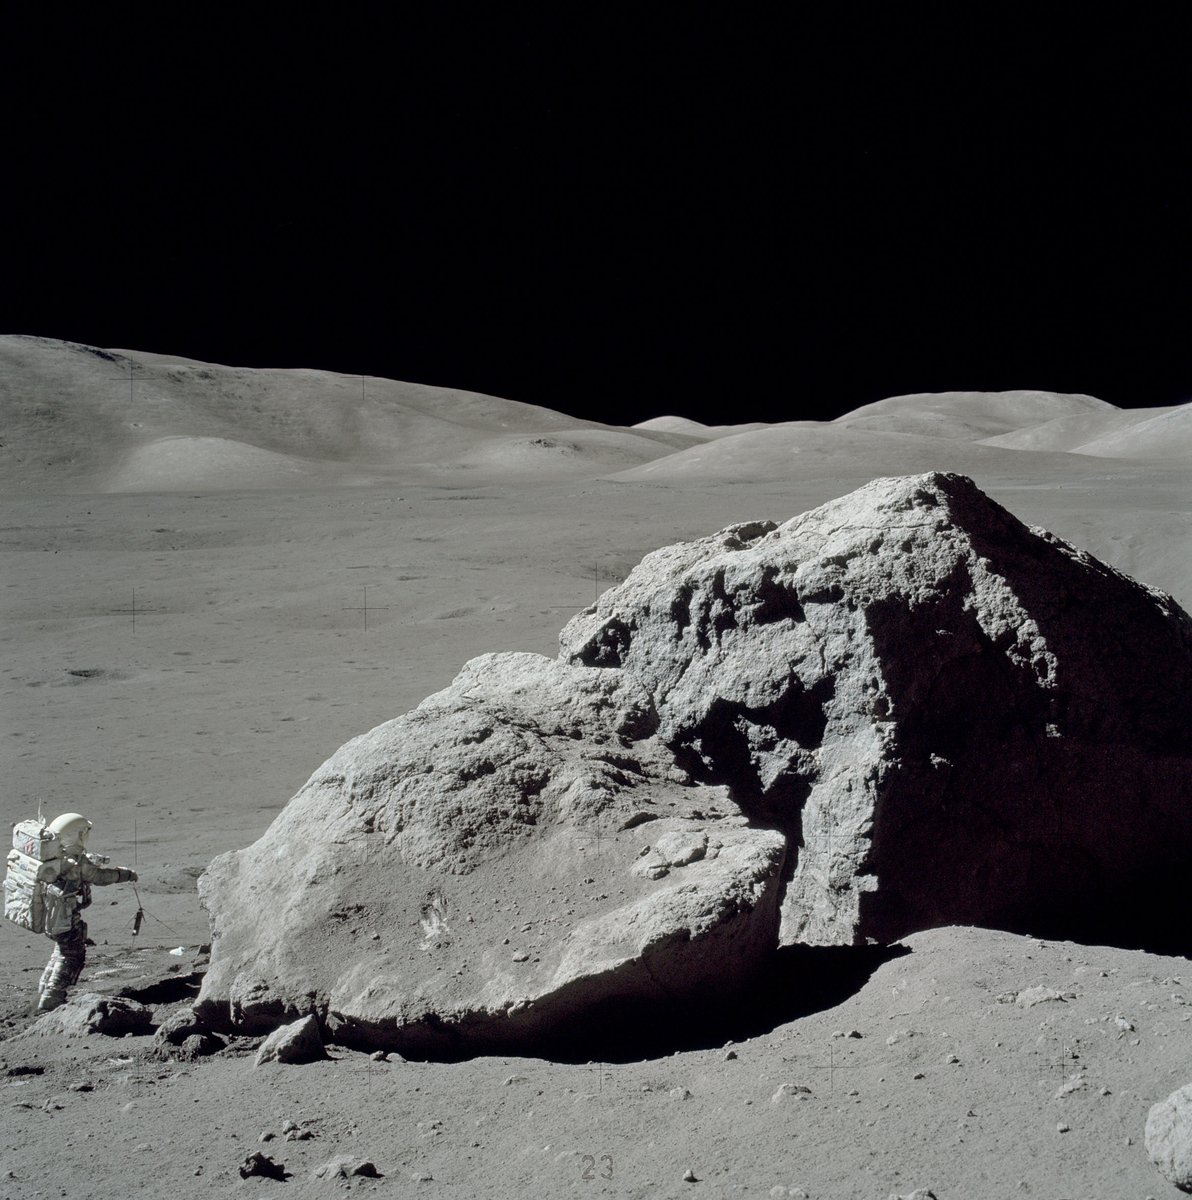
[4, 820, 69, 936]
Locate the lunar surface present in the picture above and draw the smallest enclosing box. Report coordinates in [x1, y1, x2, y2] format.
[2, 334, 1190, 1197]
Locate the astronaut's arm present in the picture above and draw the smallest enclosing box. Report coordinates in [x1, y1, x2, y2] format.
[79, 856, 138, 885]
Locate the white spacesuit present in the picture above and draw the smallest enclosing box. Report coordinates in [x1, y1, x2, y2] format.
[37, 813, 137, 1013]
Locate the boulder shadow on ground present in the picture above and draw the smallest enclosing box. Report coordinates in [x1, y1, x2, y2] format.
[411, 943, 911, 1065]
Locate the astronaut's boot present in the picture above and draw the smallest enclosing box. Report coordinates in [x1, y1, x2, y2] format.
[36, 938, 80, 1012]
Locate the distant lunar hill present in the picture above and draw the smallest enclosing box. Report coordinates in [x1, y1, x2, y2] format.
[832, 389, 1114, 441]
[2, 336, 1187, 494]
[0, 335, 691, 493]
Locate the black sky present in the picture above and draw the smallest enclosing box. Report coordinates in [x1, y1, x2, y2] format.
[3, 8, 1188, 425]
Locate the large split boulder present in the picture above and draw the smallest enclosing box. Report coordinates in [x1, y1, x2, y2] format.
[196, 652, 786, 1051]
[560, 472, 1192, 949]
[197, 472, 1192, 1051]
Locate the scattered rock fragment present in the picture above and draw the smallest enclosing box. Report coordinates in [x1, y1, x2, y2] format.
[1015, 987, 1072, 1008]
[254, 1014, 327, 1066]
[313, 1158, 382, 1180]
[771, 1083, 812, 1103]
[239, 1152, 286, 1181]
[25, 994, 152, 1039]
[153, 1007, 224, 1061]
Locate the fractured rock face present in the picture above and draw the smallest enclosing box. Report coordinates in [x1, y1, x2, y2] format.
[560, 472, 1192, 949]
[197, 652, 785, 1050]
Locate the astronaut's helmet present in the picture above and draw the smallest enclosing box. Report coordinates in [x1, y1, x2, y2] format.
[47, 813, 92, 854]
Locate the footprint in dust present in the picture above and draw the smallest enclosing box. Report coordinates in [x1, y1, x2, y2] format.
[419, 890, 450, 949]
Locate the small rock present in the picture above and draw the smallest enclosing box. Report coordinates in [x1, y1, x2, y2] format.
[281, 1120, 298, 1134]
[1057, 1122, 1070, 1133]
[411, 1170, 434, 1182]
[912, 1071, 926, 1080]
[239, 1152, 286, 1181]
[1054, 1075, 1086, 1099]
[670, 1086, 692, 1100]
[512, 951, 529, 963]
[255, 1015, 326, 1066]
[887, 1190, 938, 1200]
[313, 1158, 383, 1180]
[944, 1054, 960, 1064]
[370, 1050, 388, 1062]
[31, 993, 152, 1038]
[683, 1168, 698, 1182]
[259, 1131, 274, 1143]
[1115, 1016, 1136, 1032]
[503, 1074, 529, 1085]
[771, 1083, 812, 1103]
[846, 1029, 863, 1039]
[724, 1049, 738, 1061]
[1015, 987, 1071, 1008]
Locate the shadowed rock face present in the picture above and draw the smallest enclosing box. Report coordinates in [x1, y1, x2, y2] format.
[197, 473, 1192, 1050]
[559, 472, 1192, 950]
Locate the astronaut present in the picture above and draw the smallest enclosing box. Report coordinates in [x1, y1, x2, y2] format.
[37, 813, 137, 1013]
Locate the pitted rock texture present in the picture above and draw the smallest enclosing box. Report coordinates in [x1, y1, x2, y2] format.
[197, 652, 785, 1050]
[560, 472, 1192, 948]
